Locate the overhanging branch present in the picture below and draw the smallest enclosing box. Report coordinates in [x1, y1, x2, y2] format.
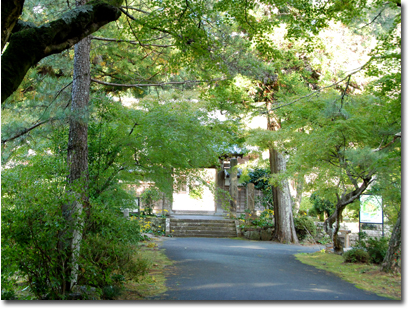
[90, 35, 173, 47]
[260, 61, 373, 113]
[2, 119, 53, 144]
[1, 1, 123, 103]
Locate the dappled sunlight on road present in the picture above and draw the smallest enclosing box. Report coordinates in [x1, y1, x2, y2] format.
[290, 287, 345, 294]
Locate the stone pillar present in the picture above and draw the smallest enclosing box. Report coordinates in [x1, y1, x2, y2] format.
[246, 183, 255, 222]
[229, 158, 238, 216]
[215, 163, 226, 214]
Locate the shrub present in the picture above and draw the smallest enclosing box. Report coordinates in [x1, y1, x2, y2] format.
[140, 187, 162, 215]
[250, 209, 274, 228]
[1, 164, 147, 299]
[1, 289, 17, 300]
[2, 167, 73, 299]
[343, 248, 370, 264]
[354, 233, 389, 264]
[294, 216, 317, 240]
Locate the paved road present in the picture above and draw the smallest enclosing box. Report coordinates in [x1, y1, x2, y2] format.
[152, 237, 390, 301]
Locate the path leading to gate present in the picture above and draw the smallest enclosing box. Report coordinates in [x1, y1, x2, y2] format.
[151, 237, 390, 300]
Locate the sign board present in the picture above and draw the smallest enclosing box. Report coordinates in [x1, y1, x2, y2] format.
[360, 195, 383, 224]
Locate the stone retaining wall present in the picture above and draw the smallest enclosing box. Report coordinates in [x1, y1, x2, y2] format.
[315, 221, 391, 248]
[241, 227, 274, 241]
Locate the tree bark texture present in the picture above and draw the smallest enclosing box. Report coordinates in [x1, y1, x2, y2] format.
[291, 176, 304, 214]
[270, 148, 299, 244]
[67, 34, 91, 197]
[266, 99, 298, 244]
[61, 0, 93, 291]
[381, 211, 401, 273]
[1, 0, 122, 103]
[1, 0, 25, 51]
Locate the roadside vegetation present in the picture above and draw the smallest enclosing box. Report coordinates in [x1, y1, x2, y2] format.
[2, 0, 400, 299]
[295, 250, 401, 300]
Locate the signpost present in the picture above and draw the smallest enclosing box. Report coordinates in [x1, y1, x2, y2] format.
[359, 195, 384, 238]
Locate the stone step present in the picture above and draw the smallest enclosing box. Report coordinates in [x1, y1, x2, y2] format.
[170, 218, 234, 222]
[171, 211, 219, 215]
[170, 221, 235, 227]
[169, 218, 237, 238]
[171, 233, 237, 238]
[170, 226, 236, 233]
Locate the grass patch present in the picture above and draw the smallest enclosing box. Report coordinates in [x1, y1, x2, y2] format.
[295, 250, 401, 300]
[117, 237, 174, 300]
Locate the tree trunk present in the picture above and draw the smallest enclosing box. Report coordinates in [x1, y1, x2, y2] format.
[381, 211, 401, 273]
[61, 0, 92, 292]
[266, 98, 298, 244]
[1, 0, 25, 51]
[290, 176, 304, 214]
[270, 148, 299, 244]
[324, 175, 373, 254]
[229, 158, 238, 217]
[332, 207, 343, 254]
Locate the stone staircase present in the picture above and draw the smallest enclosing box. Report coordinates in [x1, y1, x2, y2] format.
[169, 218, 237, 238]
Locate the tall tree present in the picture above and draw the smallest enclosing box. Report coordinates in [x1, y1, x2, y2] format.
[62, 0, 92, 291]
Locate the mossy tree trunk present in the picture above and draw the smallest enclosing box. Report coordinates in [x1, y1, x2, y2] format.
[1, 0, 122, 103]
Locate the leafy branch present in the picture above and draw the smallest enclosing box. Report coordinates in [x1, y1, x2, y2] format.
[90, 78, 223, 88]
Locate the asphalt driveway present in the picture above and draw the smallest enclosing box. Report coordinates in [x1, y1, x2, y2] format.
[151, 237, 391, 301]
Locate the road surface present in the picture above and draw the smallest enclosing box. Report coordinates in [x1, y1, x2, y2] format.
[151, 237, 390, 300]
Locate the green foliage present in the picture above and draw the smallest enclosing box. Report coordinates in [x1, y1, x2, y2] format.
[243, 168, 271, 192]
[250, 209, 274, 228]
[299, 198, 312, 216]
[79, 234, 149, 298]
[309, 192, 336, 218]
[189, 185, 204, 200]
[354, 233, 389, 264]
[343, 248, 371, 264]
[1, 0, 401, 299]
[316, 234, 332, 245]
[140, 187, 162, 215]
[1, 154, 72, 299]
[1, 150, 145, 299]
[241, 167, 274, 210]
[293, 216, 317, 240]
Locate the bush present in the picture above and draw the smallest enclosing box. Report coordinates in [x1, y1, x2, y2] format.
[354, 233, 389, 264]
[250, 209, 274, 228]
[343, 248, 370, 264]
[76, 204, 150, 299]
[1, 289, 17, 300]
[1, 164, 147, 299]
[294, 216, 317, 240]
[2, 166, 73, 299]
